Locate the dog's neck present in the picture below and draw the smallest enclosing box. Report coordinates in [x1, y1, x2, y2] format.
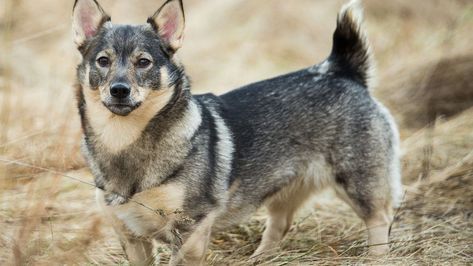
[78, 84, 202, 200]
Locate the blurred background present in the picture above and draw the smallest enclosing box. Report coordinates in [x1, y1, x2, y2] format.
[1, 0, 472, 264]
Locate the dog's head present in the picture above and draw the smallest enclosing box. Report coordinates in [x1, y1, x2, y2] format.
[73, 0, 185, 116]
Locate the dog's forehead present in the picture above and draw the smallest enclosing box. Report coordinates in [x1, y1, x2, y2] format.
[103, 24, 159, 54]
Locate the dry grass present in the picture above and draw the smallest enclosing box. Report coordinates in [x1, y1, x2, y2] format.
[1, 0, 472, 265]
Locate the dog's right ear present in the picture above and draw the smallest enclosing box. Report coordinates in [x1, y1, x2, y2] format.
[72, 0, 110, 47]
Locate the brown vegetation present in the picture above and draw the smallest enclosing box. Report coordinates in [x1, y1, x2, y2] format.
[379, 55, 473, 130]
[1, 0, 472, 264]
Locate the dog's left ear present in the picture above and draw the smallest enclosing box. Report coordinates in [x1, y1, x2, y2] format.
[148, 0, 185, 53]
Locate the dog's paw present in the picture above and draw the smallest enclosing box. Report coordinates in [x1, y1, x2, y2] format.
[104, 192, 128, 206]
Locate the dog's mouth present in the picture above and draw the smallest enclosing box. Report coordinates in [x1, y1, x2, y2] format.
[104, 102, 141, 116]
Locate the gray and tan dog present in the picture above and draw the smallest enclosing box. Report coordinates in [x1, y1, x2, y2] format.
[72, 0, 402, 264]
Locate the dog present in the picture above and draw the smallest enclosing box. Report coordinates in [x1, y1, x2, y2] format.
[72, 0, 402, 264]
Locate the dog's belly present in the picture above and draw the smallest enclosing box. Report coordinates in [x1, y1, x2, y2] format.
[96, 183, 186, 238]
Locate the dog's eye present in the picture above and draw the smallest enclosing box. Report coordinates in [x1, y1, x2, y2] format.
[136, 58, 152, 68]
[97, 57, 110, 68]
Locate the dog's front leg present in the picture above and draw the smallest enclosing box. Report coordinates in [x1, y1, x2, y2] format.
[121, 238, 154, 265]
[169, 214, 216, 266]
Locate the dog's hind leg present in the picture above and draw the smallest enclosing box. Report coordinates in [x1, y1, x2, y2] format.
[364, 206, 393, 255]
[333, 169, 395, 256]
[251, 178, 314, 259]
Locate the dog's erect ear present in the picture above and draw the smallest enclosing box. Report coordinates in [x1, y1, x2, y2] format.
[148, 0, 185, 53]
[72, 0, 110, 46]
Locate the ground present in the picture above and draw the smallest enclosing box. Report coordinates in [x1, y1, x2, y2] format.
[1, 0, 472, 265]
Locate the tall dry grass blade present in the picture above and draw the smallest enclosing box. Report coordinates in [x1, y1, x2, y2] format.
[0, 157, 194, 223]
[0, 0, 17, 188]
[12, 25, 66, 45]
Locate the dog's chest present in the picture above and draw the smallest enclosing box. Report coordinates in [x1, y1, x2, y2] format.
[84, 137, 190, 198]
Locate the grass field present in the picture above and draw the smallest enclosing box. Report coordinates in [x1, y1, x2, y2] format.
[1, 0, 472, 264]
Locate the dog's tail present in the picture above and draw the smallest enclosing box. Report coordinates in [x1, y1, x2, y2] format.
[328, 0, 373, 88]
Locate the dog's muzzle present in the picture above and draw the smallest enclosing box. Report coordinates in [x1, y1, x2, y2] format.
[104, 83, 141, 116]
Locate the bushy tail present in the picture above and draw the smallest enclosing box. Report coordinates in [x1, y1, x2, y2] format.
[328, 0, 373, 88]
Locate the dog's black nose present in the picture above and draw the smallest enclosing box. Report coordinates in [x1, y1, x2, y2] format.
[110, 83, 131, 99]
